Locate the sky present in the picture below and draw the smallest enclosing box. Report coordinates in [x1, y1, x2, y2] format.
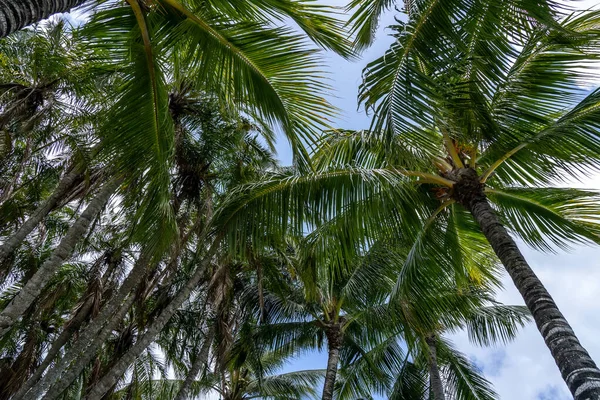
[59, 1, 600, 399]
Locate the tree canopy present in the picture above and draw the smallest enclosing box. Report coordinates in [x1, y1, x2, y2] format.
[0, 1, 600, 399]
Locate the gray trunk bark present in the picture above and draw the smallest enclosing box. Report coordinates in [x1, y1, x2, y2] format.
[322, 347, 340, 400]
[426, 335, 445, 400]
[174, 325, 214, 400]
[322, 326, 342, 400]
[0, 165, 82, 262]
[0, 0, 88, 38]
[459, 174, 600, 399]
[31, 255, 149, 400]
[42, 293, 137, 400]
[0, 178, 119, 337]
[14, 254, 117, 399]
[12, 295, 95, 400]
[83, 240, 219, 400]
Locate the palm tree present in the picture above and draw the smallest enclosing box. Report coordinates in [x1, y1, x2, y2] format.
[0, 21, 104, 263]
[283, 215, 527, 400]
[0, 176, 120, 337]
[192, 256, 324, 400]
[377, 275, 529, 400]
[0, 0, 88, 38]
[342, 335, 500, 400]
[16, 82, 286, 399]
[0, 3, 353, 343]
[0, 7, 352, 392]
[341, 2, 600, 397]
[0, 208, 126, 399]
[35, 0, 353, 262]
[209, 120, 600, 400]
[237, 218, 528, 400]
[86, 241, 323, 400]
[0, 0, 351, 263]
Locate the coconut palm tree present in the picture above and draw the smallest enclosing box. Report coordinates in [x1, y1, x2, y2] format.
[209, 119, 600, 400]
[0, 20, 106, 263]
[332, 248, 529, 400]
[0, 1, 353, 338]
[0, 207, 127, 399]
[15, 81, 284, 399]
[338, 2, 600, 397]
[235, 214, 529, 400]
[0, 0, 88, 38]
[39, 0, 354, 261]
[0, 3, 353, 385]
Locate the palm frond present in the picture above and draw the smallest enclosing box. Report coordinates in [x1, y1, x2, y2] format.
[486, 187, 600, 251]
[462, 304, 531, 347]
[438, 338, 498, 400]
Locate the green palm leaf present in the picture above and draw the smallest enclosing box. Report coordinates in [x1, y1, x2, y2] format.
[486, 187, 600, 251]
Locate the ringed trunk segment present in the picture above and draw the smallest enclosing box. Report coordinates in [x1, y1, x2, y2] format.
[11, 295, 95, 400]
[450, 167, 600, 400]
[0, 0, 88, 38]
[0, 142, 101, 263]
[322, 323, 343, 400]
[36, 255, 151, 400]
[426, 335, 445, 400]
[0, 165, 83, 263]
[174, 325, 215, 400]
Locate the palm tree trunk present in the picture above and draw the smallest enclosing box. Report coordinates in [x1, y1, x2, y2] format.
[322, 325, 342, 400]
[16, 252, 139, 400]
[174, 325, 214, 400]
[30, 255, 150, 400]
[42, 293, 137, 400]
[83, 240, 219, 400]
[13, 254, 117, 400]
[0, 165, 82, 262]
[0, 178, 119, 337]
[0, 135, 32, 205]
[40, 229, 196, 398]
[426, 335, 445, 400]
[452, 168, 600, 400]
[0, 0, 88, 38]
[12, 295, 95, 400]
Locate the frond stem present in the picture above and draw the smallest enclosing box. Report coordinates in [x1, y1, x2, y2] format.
[440, 127, 464, 168]
[425, 199, 455, 228]
[401, 170, 455, 187]
[480, 143, 526, 183]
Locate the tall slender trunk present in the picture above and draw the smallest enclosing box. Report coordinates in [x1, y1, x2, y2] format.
[0, 165, 83, 262]
[0, 0, 88, 38]
[12, 295, 95, 400]
[322, 325, 342, 400]
[452, 168, 600, 400]
[14, 254, 122, 400]
[28, 255, 150, 400]
[38, 224, 196, 398]
[0, 178, 119, 337]
[426, 335, 445, 400]
[174, 325, 214, 400]
[83, 240, 219, 400]
[42, 293, 137, 400]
